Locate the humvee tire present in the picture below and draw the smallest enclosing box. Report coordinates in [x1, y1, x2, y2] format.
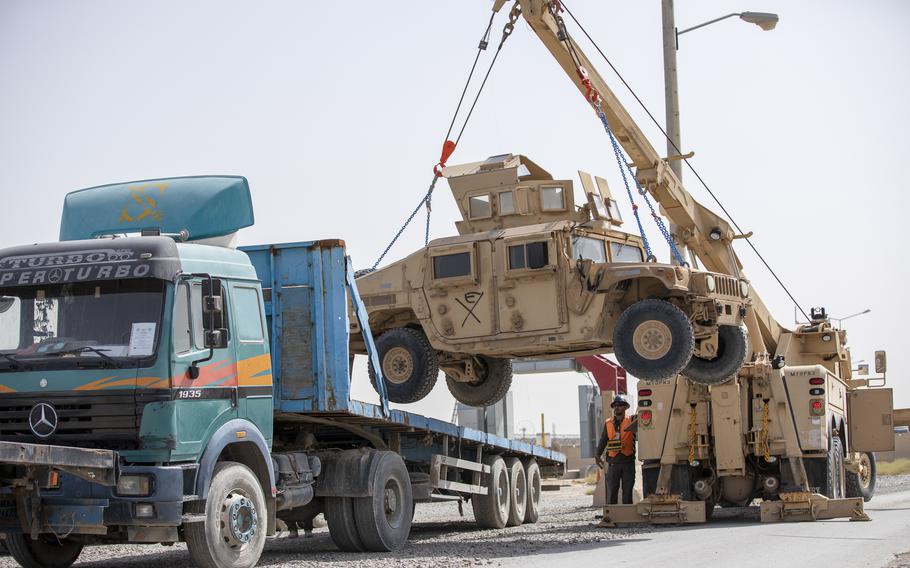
[445, 356, 513, 407]
[683, 325, 749, 386]
[368, 328, 439, 404]
[846, 451, 876, 502]
[613, 299, 694, 381]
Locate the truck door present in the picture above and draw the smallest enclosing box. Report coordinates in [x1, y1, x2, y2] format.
[847, 388, 894, 452]
[171, 278, 238, 455]
[496, 234, 562, 334]
[423, 242, 495, 340]
[229, 283, 273, 439]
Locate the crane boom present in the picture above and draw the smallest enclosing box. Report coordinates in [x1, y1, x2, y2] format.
[502, 0, 785, 354]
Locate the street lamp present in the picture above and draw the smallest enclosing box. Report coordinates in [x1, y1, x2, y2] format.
[830, 308, 871, 329]
[660, 3, 779, 265]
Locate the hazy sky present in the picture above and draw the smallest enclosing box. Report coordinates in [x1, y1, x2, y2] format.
[1, 1, 908, 435]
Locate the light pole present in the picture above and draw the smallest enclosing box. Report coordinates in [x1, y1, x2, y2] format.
[660, 2, 779, 265]
[830, 308, 871, 329]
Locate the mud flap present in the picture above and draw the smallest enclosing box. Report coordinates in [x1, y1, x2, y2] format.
[599, 495, 706, 526]
[759, 492, 869, 522]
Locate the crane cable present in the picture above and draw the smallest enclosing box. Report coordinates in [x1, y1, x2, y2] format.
[370, 4, 521, 271]
[558, 0, 810, 321]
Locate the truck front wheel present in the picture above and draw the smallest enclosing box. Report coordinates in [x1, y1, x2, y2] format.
[369, 328, 439, 404]
[445, 357, 513, 407]
[185, 461, 267, 568]
[613, 299, 694, 381]
[683, 325, 749, 386]
[5, 534, 82, 568]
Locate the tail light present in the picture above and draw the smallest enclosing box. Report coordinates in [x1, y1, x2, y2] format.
[810, 399, 824, 416]
[809, 377, 824, 385]
[640, 410, 653, 426]
[638, 388, 652, 397]
[809, 387, 824, 396]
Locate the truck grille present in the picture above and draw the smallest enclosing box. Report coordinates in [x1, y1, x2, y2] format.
[0, 390, 170, 451]
[714, 275, 741, 298]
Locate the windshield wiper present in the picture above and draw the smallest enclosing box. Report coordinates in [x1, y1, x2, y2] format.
[0, 353, 29, 370]
[51, 347, 122, 368]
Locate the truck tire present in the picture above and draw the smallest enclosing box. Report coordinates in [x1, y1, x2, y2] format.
[846, 451, 876, 502]
[325, 497, 364, 552]
[5, 535, 82, 568]
[185, 461, 267, 568]
[369, 328, 439, 404]
[613, 299, 694, 382]
[473, 455, 510, 529]
[807, 435, 846, 499]
[445, 357, 512, 407]
[352, 451, 413, 552]
[683, 325, 749, 386]
[522, 459, 542, 524]
[504, 457, 527, 527]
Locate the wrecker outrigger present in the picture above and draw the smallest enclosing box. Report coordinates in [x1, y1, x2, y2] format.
[495, 0, 896, 523]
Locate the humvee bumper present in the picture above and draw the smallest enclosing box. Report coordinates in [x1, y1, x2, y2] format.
[599, 494, 706, 526]
[759, 492, 868, 523]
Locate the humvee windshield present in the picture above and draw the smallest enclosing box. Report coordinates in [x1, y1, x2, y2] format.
[571, 235, 606, 263]
[0, 279, 165, 370]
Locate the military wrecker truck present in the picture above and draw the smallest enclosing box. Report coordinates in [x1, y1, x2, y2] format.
[0, 177, 563, 568]
[352, 153, 751, 407]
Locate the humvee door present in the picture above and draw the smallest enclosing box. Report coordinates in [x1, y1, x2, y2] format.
[423, 242, 495, 340]
[495, 233, 563, 334]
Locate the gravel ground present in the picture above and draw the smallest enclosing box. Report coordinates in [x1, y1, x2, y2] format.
[0, 482, 648, 568]
[2, 475, 907, 568]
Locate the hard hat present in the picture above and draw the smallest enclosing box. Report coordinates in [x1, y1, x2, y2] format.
[610, 395, 630, 408]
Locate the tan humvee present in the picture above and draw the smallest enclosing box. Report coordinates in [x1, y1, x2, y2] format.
[350, 154, 750, 406]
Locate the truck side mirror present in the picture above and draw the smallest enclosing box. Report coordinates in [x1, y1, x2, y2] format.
[188, 274, 229, 379]
[874, 350, 887, 374]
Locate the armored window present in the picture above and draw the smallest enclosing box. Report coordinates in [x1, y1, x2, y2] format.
[469, 194, 492, 219]
[433, 252, 472, 279]
[508, 242, 549, 270]
[571, 235, 606, 263]
[234, 286, 264, 342]
[173, 283, 192, 353]
[610, 242, 644, 263]
[499, 191, 515, 215]
[541, 186, 566, 210]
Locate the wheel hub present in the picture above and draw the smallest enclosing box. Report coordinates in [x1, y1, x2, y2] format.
[859, 454, 871, 487]
[220, 492, 258, 548]
[383, 347, 414, 384]
[632, 320, 673, 360]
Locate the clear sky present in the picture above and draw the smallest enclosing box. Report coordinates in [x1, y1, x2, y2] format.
[1, 1, 908, 435]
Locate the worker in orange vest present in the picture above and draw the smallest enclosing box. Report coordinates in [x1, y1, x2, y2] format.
[595, 395, 636, 505]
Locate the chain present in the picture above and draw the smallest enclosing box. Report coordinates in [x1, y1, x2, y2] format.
[761, 399, 771, 461]
[688, 404, 698, 465]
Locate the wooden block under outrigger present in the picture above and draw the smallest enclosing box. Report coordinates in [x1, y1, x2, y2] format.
[759, 492, 869, 523]
[599, 494, 706, 526]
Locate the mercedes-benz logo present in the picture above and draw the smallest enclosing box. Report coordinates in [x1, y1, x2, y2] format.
[28, 403, 58, 438]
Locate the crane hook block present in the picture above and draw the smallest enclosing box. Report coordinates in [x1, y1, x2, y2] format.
[434, 140, 457, 177]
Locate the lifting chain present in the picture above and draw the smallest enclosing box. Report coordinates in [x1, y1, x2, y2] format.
[688, 403, 699, 466]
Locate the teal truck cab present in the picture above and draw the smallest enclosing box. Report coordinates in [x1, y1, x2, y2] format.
[0, 177, 564, 568]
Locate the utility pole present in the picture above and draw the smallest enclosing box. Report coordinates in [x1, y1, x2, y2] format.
[661, 0, 690, 266]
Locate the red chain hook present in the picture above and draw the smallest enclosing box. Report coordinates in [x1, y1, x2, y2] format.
[434, 140, 457, 177]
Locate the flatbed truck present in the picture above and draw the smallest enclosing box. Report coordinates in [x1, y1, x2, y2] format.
[0, 176, 564, 568]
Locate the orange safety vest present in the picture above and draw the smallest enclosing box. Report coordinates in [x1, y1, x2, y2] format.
[605, 417, 635, 458]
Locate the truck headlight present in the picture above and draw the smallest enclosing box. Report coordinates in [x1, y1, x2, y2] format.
[117, 475, 152, 496]
[739, 280, 750, 297]
[705, 275, 716, 293]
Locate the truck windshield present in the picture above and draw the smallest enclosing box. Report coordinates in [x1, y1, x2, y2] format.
[0, 279, 165, 369]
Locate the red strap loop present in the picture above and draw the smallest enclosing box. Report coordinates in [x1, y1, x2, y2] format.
[434, 140, 457, 177]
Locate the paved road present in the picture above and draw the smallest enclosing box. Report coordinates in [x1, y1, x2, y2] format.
[501, 489, 910, 568]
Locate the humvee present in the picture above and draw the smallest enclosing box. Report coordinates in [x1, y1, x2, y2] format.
[350, 154, 751, 407]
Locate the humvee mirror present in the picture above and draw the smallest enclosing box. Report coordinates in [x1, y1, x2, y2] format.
[856, 363, 869, 376]
[874, 350, 887, 374]
[0, 297, 15, 315]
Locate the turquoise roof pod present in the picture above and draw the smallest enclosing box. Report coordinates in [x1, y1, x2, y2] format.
[59, 176, 254, 242]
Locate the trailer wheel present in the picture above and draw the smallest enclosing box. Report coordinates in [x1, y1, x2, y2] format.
[473, 455, 510, 529]
[369, 328, 439, 404]
[185, 461, 267, 568]
[445, 357, 513, 407]
[846, 451, 876, 502]
[523, 459, 542, 524]
[613, 299, 694, 381]
[5, 534, 82, 568]
[325, 497, 364, 552]
[683, 325, 749, 386]
[353, 451, 412, 552]
[504, 458, 527, 527]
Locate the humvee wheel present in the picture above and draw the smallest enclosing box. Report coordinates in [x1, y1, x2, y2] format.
[683, 325, 749, 386]
[846, 451, 876, 502]
[369, 328, 439, 404]
[5, 534, 83, 568]
[613, 299, 694, 381]
[445, 356, 513, 407]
